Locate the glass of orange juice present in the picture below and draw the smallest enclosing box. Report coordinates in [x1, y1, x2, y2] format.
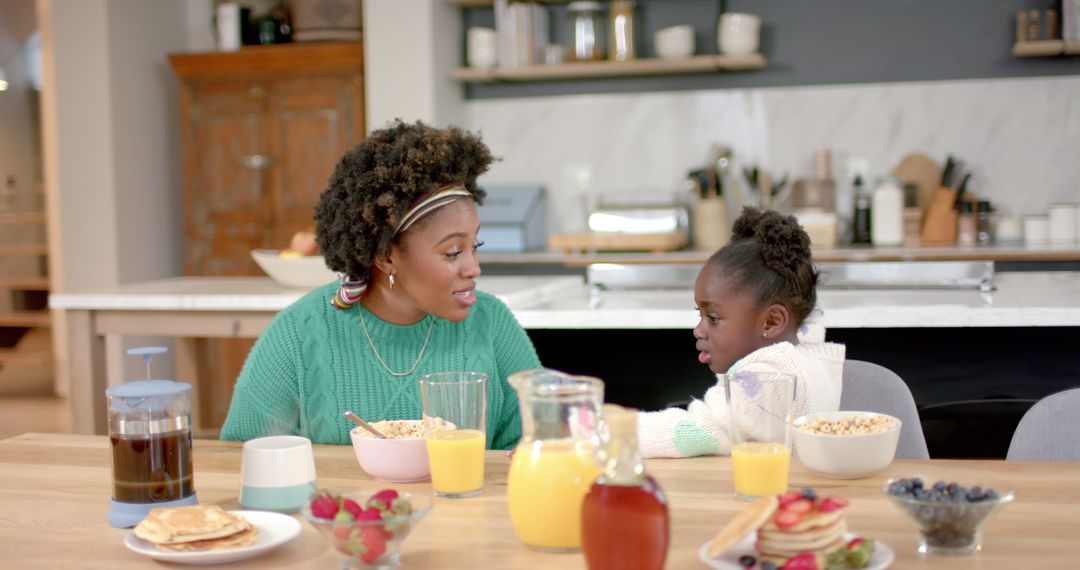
[418, 372, 487, 498]
[727, 371, 796, 501]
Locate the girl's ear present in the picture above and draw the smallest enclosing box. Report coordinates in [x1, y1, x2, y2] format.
[371, 246, 399, 278]
[762, 303, 790, 339]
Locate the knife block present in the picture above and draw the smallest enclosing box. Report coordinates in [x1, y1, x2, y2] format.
[921, 186, 959, 244]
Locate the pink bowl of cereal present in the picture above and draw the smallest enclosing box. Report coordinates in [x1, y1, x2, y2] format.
[793, 411, 901, 479]
[350, 420, 431, 483]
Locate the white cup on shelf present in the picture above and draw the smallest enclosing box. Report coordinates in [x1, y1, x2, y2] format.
[654, 25, 695, 60]
[1048, 203, 1078, 244]
[467, 27, 498, 68]
[1022, 215, 1050, 246]
[717, 12, 761, 55]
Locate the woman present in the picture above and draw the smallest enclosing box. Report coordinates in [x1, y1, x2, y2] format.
[221, 120, 541, 448]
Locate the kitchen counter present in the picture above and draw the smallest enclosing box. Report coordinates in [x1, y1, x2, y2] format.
[49, 272, 1080, 435]
[511, 272, 1080, 329]
[480, 243, 1080, 267]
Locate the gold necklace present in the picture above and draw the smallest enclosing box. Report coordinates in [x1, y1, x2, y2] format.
[359, 309, 434, 377]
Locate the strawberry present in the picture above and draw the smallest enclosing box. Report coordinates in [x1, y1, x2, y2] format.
[342, 498, 363, 519]
[773, 510, 803, 529]
[367, 489, 400, 512]
[781, 553, 821, 570]
[817, 497, 849, 513]
[333, 525, 352, 541]
[777, 490, 804, 508]
[333, 509, 355, 524]
[847, 537, 863, 549]
[356, 507, 383, 522]
[309, 492, 340, 519]
[359, 525, 387, 563]
[784, 499, 813, 515]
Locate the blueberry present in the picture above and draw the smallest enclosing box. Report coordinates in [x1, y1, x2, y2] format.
[933, 480, 947, 493]
[911, 478, 925, 490]
[985, 489, 999, 500]
[801, 488, 817, 501]
[889, 482, 906, 496]
[738, 555, 756, 568]
[946, 482, 961, 496]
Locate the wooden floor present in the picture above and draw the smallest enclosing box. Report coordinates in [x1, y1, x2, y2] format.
[0, 395, 69, 439]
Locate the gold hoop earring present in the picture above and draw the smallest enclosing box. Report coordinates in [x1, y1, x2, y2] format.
[389, 274, 395, 289]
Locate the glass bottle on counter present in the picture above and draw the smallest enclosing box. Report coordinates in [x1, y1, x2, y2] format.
[871, 176, 904, 246]
[581, 405, 669, 570]
[957, 200, 977, 247]
[976, 200, 994, 246]
[852, 175, 872, 245]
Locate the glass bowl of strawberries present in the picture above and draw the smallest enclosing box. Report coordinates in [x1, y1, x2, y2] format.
[302, 489, 433, 569]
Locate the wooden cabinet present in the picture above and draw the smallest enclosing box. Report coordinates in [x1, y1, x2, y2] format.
[171, 43, 364, 277]
[169, 43, 364, 428]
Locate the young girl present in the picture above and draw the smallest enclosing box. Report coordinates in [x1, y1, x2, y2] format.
[638, 207, 845, 458]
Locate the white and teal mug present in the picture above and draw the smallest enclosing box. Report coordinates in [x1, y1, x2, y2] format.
[239, 436, 317, 512]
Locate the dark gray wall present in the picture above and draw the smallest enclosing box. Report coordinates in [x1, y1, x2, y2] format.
[461, 0, 1078, 99]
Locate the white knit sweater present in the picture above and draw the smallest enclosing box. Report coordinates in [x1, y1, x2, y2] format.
[638, 333, 845, 459]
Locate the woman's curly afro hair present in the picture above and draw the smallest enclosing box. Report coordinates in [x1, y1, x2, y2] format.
[706, 207, 820, 325]
[314, 120, 493, 278]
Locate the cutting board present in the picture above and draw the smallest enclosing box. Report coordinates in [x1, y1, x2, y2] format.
[549, 231, 688, 253]
[892, 153, 942, 212]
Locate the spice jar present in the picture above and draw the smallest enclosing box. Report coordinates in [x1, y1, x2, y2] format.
[957, 200, 977, 247]
[976, 200, 993, 247]
[568, 2, 606, 61]
[608, 0, 637, 61]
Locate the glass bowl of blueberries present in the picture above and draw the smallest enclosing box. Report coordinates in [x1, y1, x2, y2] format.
[882, 477, 1015, 556]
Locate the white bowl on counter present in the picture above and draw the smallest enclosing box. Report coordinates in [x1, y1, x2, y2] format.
[251, 249, 337, 289]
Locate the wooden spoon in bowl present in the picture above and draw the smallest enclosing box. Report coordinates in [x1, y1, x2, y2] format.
[343, 411, 388, 439]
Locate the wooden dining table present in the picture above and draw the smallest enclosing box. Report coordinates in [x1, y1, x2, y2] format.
[2, 432, 1078, 569]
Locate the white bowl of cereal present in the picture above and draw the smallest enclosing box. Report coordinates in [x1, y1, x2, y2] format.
[349, 420, 431, 483]
[793, 411, 901, 479]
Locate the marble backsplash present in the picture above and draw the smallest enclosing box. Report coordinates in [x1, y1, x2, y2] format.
[466, 75, 1080, 234]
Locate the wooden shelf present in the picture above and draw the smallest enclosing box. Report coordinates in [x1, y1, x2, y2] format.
[1012, 40, 1080, 57]
[549, 231, 688, 253]
[169, 42, 363, 79]
[0, 212, 45, 225]
[0, 311, 51, 327]
[0, 348, 52, 365]
[453, 53, 767, 83]
[452, 0, 567, 6]
[0, 277, 49, 291]
[0, 244, 48, 256]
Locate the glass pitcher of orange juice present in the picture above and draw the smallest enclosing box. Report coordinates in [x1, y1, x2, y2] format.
[507, 369, 604, 552]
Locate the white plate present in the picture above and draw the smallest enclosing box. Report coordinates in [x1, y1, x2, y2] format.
[698, 532, 894, 570]
[124, 510, 301, 566]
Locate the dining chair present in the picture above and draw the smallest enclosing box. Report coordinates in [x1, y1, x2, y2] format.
[840, 360, 930, 459]
[1006, 388, 1080, 461]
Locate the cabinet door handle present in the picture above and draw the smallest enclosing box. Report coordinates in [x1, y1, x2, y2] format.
[241, 154, 273, 170]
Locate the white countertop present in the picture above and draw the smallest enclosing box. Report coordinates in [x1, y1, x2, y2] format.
[49, 272, 1080, 329]
[48, 276, 586, 313]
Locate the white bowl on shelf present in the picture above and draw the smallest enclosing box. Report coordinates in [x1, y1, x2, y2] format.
[654, 25, 695, 60]
[251, 249, 337, 289]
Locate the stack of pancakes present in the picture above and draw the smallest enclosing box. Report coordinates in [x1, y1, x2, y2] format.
[134, 505, 259, 552]
[757, 507, 847, 565]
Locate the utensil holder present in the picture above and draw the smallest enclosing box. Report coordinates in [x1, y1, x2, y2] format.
[920, 187, 959, 244]
[691, 196, 730, 251]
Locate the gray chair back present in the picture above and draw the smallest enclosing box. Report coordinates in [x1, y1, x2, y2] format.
[1006, 388, 1080, 461]
[840, 360, 930, 459]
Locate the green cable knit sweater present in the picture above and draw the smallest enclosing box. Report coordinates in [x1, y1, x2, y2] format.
[220, 283, 541, 449]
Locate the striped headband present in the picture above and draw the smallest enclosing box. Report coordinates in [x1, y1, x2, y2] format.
[331, 184, 472, 310]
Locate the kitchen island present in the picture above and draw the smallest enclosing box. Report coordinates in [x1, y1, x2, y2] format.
[50, 273, 1080, 451]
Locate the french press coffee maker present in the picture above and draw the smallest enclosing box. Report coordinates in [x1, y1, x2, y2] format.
[107, 347, 198, 528]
